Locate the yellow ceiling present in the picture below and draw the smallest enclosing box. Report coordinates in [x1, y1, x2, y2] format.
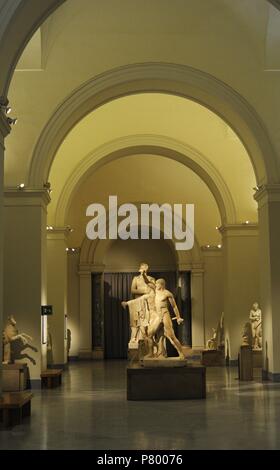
[66, 154, 221, 247]
[6, 0, 277, 187]
[48, 93, 257, 231]
[5, 0, 269, 249]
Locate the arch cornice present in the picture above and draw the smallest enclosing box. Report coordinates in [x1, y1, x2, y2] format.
[0, 0, 66, 98]
[28, 62, 277, 187]
[78, 200, 203, 268]
[79, 226, 203, 271]
[53, 134, 236, 226]
[268, 0, 280, 10]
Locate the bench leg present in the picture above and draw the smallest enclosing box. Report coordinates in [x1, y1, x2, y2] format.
[22, 401, 31, 418]
[47, 377, 52, 388]
[2, 408, 22, 427]
[3, 409, 11, 428]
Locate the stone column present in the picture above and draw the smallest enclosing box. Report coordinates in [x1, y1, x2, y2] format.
[47, 228, 69, 368]
[78, 268, 92, 359]
[67, 249, 80, 359]
[191, 266, 205, 350]
[0, 110, 10, 394]
[255, 185, 280, 380]
[220, 224, 259, 363]
[202, 246, 223, 344]
[3, 189, 50, 386]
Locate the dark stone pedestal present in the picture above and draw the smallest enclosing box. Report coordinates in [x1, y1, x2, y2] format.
[238, 346, 253, 381]
[202, 349, 224, 366]
[2, 363, 29, 391]
[253, 350, 262, 368]
[0, 391, 33, 427]
[41, 369, 63, 389]
[127, 364, 206, 400]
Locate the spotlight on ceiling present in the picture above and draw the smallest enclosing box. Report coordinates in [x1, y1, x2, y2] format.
[0, 101, 12, 116]
[17, 183, 25, 190]
[253, 185, 263, 192]
[7, 117, 17, 126]
[44, 182, 51, 190]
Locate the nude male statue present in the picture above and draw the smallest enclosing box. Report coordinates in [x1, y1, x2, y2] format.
[149, 278, 185, 359]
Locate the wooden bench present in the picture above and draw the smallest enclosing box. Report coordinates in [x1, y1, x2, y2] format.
[41, 369, 63, 389]
[0, 391, 33, 427]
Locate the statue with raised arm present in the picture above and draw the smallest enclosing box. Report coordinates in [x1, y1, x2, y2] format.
[249, 302, 262, 350]
[122, 270, 186, 359]
[2, 315, 33, 364]
[127, 263, 155, 347]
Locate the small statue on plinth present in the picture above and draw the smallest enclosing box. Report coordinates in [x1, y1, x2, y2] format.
[206, 312, 224, 351]
[207, 328, 218, 350]
[2, 315, 35, 364]
[249, 302, 262, 350]
[217, 312, 225, 351]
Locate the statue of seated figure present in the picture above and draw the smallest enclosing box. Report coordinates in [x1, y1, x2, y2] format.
[207, 328, 218, 350]
[2, 315, 37, 364]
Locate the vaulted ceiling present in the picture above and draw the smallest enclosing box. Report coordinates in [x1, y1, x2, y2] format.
[6, 0, 280, 246]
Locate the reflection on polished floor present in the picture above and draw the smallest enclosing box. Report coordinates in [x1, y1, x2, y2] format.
[1, 361, 280, 450]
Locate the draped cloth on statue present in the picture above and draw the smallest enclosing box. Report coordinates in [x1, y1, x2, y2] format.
[102, 271, 181, 358]
[127, 297, 150, 331]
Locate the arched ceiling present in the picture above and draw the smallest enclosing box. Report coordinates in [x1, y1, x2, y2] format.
[66, 154, 221, 248]
[5, 0, 280, 186]
[3, 0, 275, 250]
[47, 93, 257, 229]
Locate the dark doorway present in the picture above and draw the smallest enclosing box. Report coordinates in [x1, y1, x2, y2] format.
[103, 272, 134, 359]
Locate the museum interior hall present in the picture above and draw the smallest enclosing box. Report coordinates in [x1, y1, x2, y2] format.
[1, 0, 280, 451]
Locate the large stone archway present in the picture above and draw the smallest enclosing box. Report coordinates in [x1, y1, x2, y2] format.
[53, 135, 236, 227]
[28, 63, 277, 187]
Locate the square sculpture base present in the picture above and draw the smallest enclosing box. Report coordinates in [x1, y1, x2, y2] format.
[141, 358, 188, 368]
[2, 363, 29, 392]
[127, 364, 206, 400]
[252, 350, 262, 368]
[238, 345, 253, 381]
[202, 349, 224, 367]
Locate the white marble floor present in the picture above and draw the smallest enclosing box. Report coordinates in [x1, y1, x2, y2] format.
[0, 361, 280, 450]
